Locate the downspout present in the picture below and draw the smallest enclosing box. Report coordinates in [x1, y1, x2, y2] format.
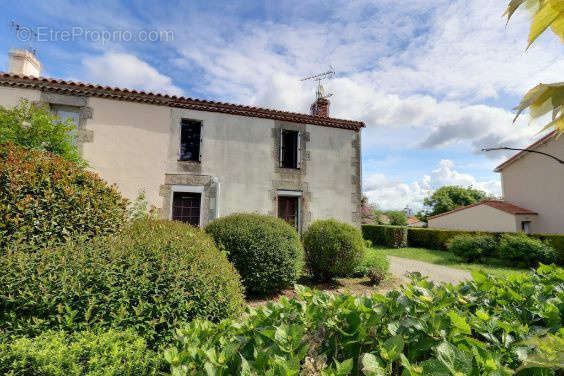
[211, 176, 221, 219]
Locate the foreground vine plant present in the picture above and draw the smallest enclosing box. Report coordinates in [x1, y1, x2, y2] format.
[504, 0, 564, 133]
[165, 265, 563, 375]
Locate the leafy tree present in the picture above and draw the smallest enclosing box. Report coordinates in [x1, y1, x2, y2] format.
[423, 185, 489, 216]
[385, 210, 407, 226]
[0, 99, 84, 165]
[505, 0, 563, 133]
[415, 210, 428, 223]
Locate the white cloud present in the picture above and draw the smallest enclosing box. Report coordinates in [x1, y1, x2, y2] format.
[364, 159, 501, 210]
[82, 52, 183, 96]
[15, 0, 560, 196]
[164, 0, 559, 156]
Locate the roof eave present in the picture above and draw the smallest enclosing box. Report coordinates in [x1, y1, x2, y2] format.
[494, 131, 558, 172]
[0, 72, 365, 131]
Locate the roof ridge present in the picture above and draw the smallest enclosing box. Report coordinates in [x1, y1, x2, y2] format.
[494, 130, 558, 172]
[0, 72, 365, 130]
[428, 199, 537, 220]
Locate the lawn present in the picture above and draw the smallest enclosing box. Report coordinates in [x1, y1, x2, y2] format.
[371, 246, 528, 278]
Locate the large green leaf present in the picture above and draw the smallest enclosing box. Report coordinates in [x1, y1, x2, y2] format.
[435, 342, 474, 375]
[361, 353, 387, 376]
[505, 0, 564, 134]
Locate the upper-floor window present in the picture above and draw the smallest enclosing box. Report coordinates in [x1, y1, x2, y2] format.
[180, 119, 202, 162]
[51, 105, 80, 145]
[280, 129, 300, 169]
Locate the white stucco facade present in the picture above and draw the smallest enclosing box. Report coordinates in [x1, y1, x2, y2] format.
[428, 132, 563, 235]
[0, 83, 362, 230]
[499, 134, 564, 234]
[427, 203, 537, 233]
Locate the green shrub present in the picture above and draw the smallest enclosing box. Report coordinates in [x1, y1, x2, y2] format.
[533, 233, 564, 264]
[0, 143, 128, 252]
[447, 234, 497, 262]
[0, 100, 83, 165]
[165, 265, 564, 375]
[406, 227, 464, 250]
[362, 224, 407, 248]
[368, 226, 564, 266]
[352, 250, 390, 278]
[0, 219, 245, 347]
[303, 219, 365, 281]
[366, 268, 386, 285]
[0, 329, 161, 375]
[205, 213, 304, 296]
[498, 233, 556, 265]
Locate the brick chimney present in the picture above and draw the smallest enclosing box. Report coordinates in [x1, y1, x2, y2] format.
[310, 83, 330, 117]
[310, 97, 330, 117]
[9, 49, 41, 77]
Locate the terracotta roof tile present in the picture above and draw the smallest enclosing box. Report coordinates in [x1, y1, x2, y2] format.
[428, 200, 537, 220]
[0, 72, 365, 131]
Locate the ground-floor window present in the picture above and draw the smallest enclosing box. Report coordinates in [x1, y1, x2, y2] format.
[278, 196, 299, 231]
[521, 220, 531, 234]
[172, 192, 201, 226]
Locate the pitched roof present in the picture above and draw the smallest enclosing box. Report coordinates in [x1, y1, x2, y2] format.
[428, 200, 537, 220]
[494, 131, 558, 172]
[407, 216, 421, 225]
[0, 72, 365, 131]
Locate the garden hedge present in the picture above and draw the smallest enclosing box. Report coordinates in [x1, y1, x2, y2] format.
[205, 213, 304, 296]
[362, 225, 564, 265]
[0, 219, 245, 347]
[0, 143, 128, 252]
[361, 224, 408, 248]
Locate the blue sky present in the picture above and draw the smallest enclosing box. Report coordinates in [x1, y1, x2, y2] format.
[1, 0, 562, 210]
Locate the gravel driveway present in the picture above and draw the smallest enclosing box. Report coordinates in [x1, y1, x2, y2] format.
[388, 256, 472, 285]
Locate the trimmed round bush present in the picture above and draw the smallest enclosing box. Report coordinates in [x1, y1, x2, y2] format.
[0, 143, 128, 252]
[498, 233, 556, 266]
[303, 219, 365, 281]
[0, 329, 162, 375]
[205, 213, 304, 296]
[447, 234, 497, 262]
[0, 219, 245, 347]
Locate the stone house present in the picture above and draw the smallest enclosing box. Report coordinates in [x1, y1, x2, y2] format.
[0, 49, 364, 231]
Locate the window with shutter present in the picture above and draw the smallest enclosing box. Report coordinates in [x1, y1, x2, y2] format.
[280, 130, 299, 169]
[180, 120, 202, 162]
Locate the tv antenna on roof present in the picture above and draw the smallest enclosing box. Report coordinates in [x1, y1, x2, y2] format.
[301, 66, 335, 99]
[9, 21, 38, 56]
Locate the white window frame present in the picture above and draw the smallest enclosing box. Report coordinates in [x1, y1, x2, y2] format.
[169, 185, 204, 226]
[277, 190, 302, 232]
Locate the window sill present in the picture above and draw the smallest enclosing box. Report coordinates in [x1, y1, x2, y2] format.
[178, 160, 201, 164]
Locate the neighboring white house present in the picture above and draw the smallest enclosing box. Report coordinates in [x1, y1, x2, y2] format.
[428, 131, 563, 234]
[0, 49, 364, 232]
